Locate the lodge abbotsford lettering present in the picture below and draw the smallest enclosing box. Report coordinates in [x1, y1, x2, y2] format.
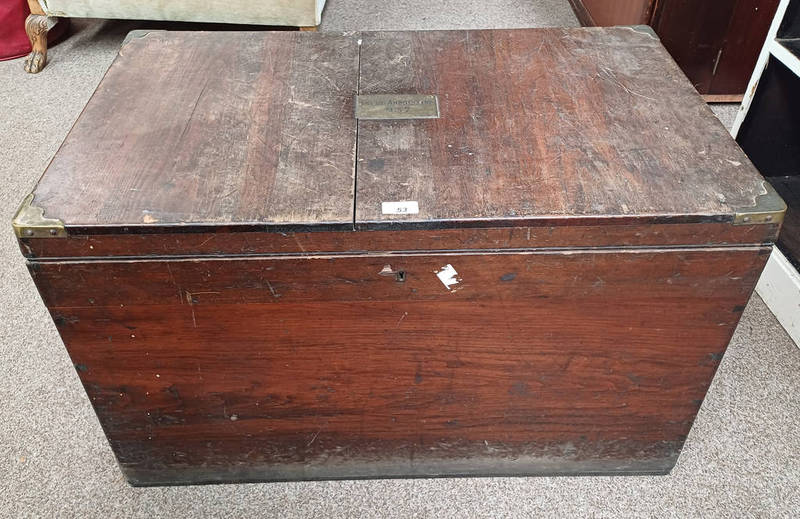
[355, 94, 440, 120]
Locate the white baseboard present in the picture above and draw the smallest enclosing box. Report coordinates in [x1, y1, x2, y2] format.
[756, 248, 800, 347]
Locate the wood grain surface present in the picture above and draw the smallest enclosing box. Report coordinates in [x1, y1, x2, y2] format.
[355, 28, 769, 228]
[28, 28, 774, 235]
[32, 31, 359, 228]
[31, 247, 768, 483]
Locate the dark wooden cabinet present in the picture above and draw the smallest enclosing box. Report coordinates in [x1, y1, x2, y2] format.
[568, 0, 655, 26]
[13, 28, 783, 486]
[569, 0, 780, 97]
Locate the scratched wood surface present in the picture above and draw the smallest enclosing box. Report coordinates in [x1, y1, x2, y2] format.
[32, 31, 359, 229]
[355, 28, 769, 228]
[32, 247, 767, 484]
[29, 27, 773, 235]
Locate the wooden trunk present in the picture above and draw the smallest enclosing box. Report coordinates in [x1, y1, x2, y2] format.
[13, 28, 784, 486]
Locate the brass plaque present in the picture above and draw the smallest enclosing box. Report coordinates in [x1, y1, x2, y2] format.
[355, 94, 440, 120]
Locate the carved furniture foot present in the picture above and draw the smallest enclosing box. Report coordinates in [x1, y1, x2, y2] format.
[24, 14, 55, 73]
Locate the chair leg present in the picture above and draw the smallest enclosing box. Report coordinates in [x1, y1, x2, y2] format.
[24, 14, 53, 73]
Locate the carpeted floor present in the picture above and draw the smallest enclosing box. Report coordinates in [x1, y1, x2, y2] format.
[0, 1, 797, 517]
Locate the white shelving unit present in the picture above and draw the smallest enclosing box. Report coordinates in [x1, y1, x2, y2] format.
[732, 0, 800, 347]
[732, 1, 799, 135]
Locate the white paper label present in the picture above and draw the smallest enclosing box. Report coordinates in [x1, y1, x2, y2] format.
[381, 201, 419, 215]
[436, 264, 460, 290]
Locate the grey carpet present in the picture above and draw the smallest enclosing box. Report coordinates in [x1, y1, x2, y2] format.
[1, 2, 798, 517]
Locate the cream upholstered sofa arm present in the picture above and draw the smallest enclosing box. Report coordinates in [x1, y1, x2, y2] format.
[35, 0, 325, 26]
[23, 0, 326, 72]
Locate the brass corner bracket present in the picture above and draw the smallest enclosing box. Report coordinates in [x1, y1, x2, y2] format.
[733, 181, 786, 226]
[12, 193, 66, 238]
[121, 29, 154, 48]
[626, 25, 659, 40]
